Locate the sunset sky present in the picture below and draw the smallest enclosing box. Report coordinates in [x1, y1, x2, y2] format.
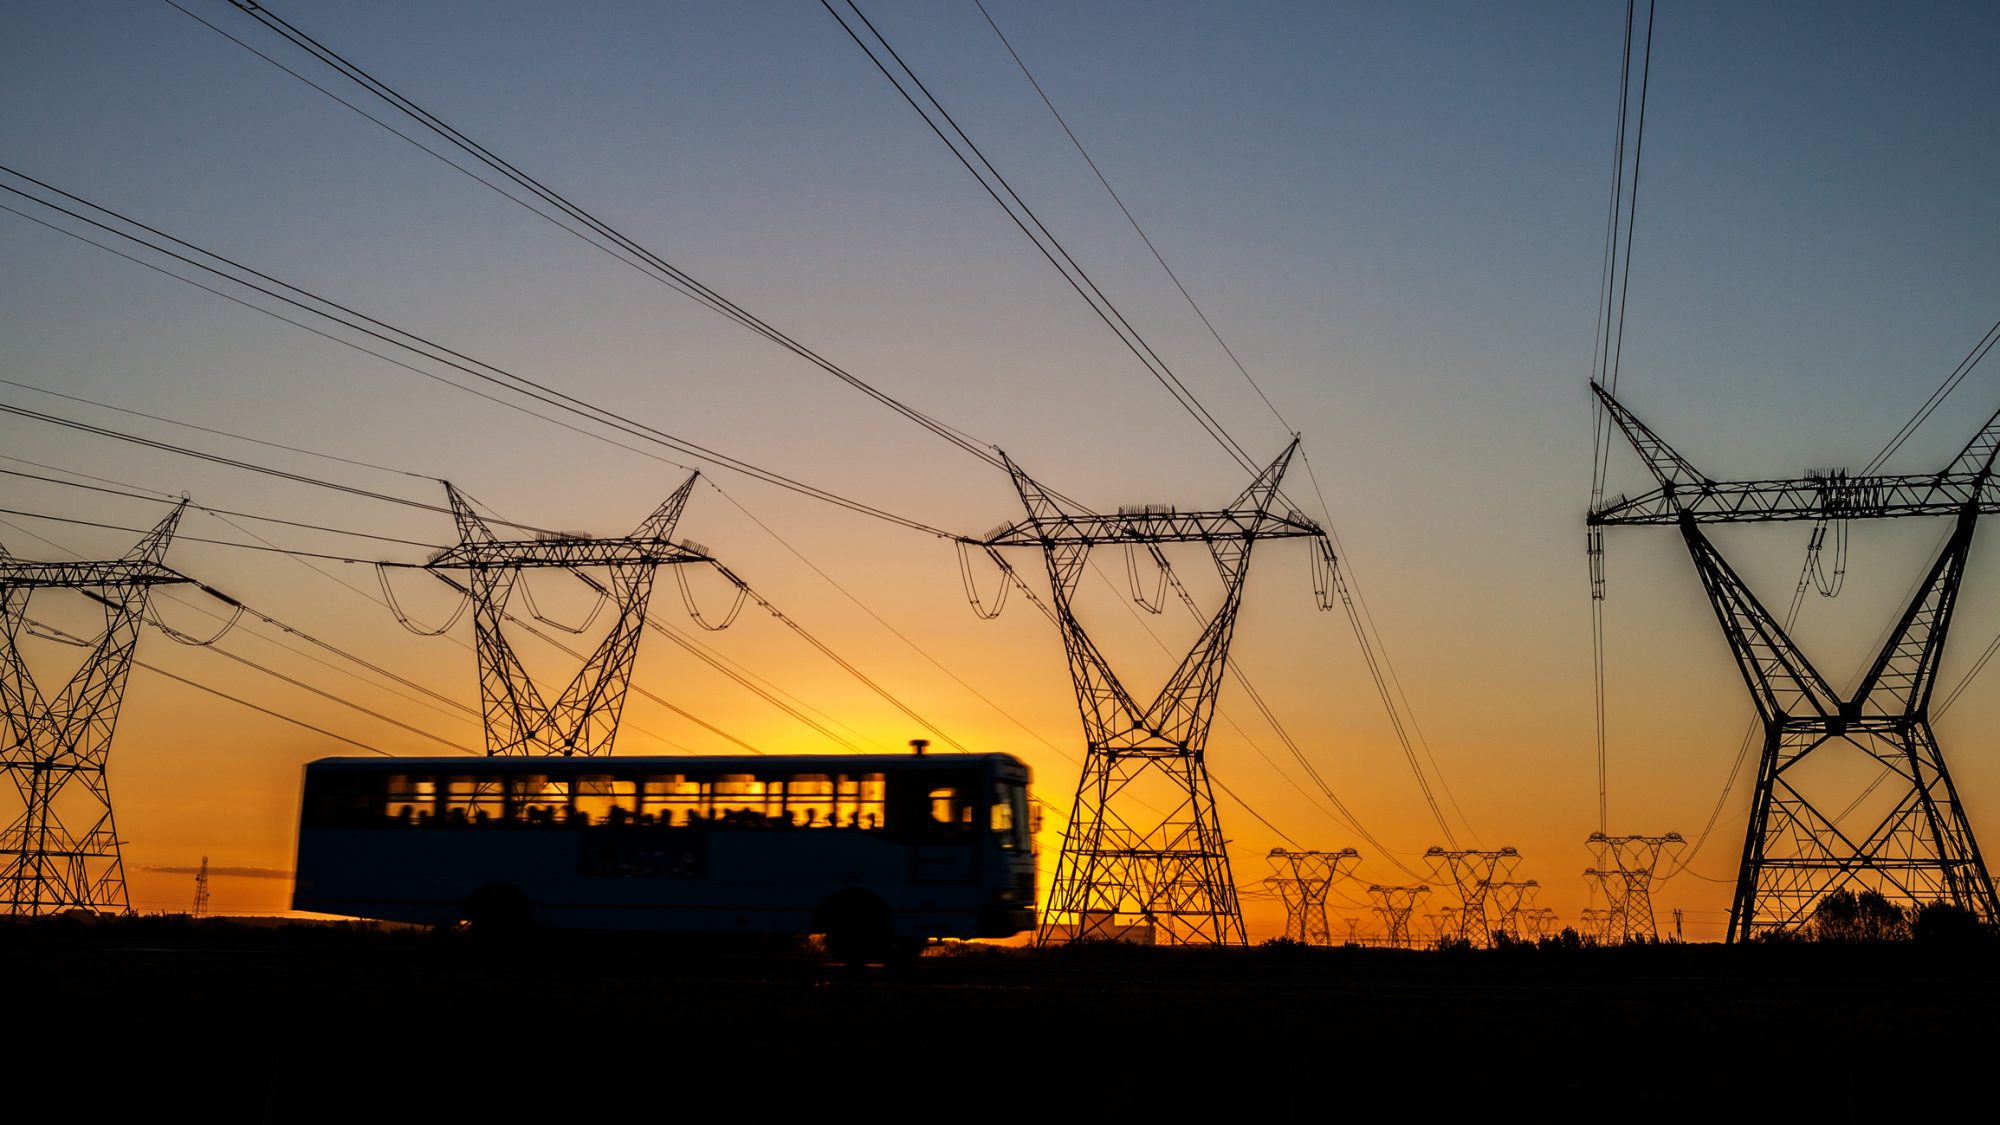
[4, 1, 1999, 939]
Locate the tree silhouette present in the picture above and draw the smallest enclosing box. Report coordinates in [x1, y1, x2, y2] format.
[1812, 889, 1911, 942]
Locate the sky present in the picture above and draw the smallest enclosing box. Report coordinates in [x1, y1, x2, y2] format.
[3, 0, 1999, 939]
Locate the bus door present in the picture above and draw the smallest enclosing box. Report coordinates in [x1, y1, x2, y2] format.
[896, 772, 979, 883]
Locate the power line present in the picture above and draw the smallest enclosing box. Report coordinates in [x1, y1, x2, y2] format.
[1586, 0, 1657, 834]
[0, 504, 387, 564]
[27, 616, 401, 758]
[0, 465, 443, 550]
[844, 2, 1468, 861]
[822, 0, 1255, 475]
[189, 0, 1004, 474]
[970, 0, 1290, 434]
[0, 168, 956, 536]
[1864, 315, 2000, 473]
[0, 375, 435, 483]
[709, 480, 1081, 767]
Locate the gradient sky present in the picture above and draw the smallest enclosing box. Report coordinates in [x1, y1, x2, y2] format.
[3, 1, 1999, 938]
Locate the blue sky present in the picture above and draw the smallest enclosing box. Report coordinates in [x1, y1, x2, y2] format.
[3, 1, 1998, 934]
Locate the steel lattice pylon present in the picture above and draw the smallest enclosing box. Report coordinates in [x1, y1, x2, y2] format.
[1424, 846, 1520, 946]
[1592, 384, 2000, 939]
[418, 477, 709, 757]
[1517, 906, 1559, 940]
[1263, 847, 1360, 944]
[1, 503, 189, 915]
[1485, 878, 1540, 941]
[979, 441, 1333, 946]
[1584, 831, 1681, 943]
[1366, 884, 1430, 949]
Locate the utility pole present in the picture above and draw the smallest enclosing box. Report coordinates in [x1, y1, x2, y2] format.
[1, 503, 189, 916]
[976, 441, 1335, 945]
[403, 477, 710, 757]
[1263, 847, 1360, 945]
[1591, 384, 2000, 938]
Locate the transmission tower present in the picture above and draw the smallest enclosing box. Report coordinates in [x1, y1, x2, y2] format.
[1486, 878, 1540, 941]
[1421, 908, 1456, 946]
[1583, 868, 1624, 941]
[1578, 907, 1610, 944]
[410, 476, 710, 757]
[1367, 884, 1430, 949]
[1, 502, 190, 916]
[1263, 847, 1361, 945]
[1591, 385, 2000, 939]
[1424, 846, 1520, 946]
[977, 441, 1334, 945]
[191, 855, 210, 918]
[1585, 831, 1682, 943]
[1518, 906, 1559, 941]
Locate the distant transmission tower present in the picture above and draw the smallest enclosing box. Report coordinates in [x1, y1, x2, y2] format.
[1486, 879, 1540, 941]
[1424, 847, 1520, 946]
[192, 855, 210, 918]
[1585, 831, 1682, 943]
[1, 503, 189, 916]
[1263, 847, 1361, 944]
[1579, 907, 1610, 944]
[976, 441, 1334, 945]
[1367, 884, 1430, 949]
[400, 477, 710, 757]
[1519, 906, 1559, 941]
[1592, 385, 2000, 938]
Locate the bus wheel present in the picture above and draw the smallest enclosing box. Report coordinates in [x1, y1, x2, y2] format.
[460, 883, 534, 941]
[816, 890, 893, 966]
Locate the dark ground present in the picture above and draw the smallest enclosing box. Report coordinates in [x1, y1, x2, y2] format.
[9, 916, 1993, 1118]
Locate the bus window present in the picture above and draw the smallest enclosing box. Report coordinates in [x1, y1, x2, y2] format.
[301, 770, 380, 828]
[384, 774, 436, 826]
[443, 775, 504, 826]
[575, 774, 638, 826]
[712, 774, 777, 827]
[990, 783, 1015, 849]
[786, 773, 835, 828]
[835, 773, 885, 830]
[930, 787, 969, 827]
[642, 774, 700, 826]
[509, 774, 567, 826]
[992, 783, 1032, 851]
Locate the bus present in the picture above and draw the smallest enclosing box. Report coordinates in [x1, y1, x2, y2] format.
[291, 752, 1037, 959]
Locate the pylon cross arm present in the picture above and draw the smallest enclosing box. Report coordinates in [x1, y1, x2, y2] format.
[1591, 384, 2000, 525]
[1590, 472, 1998, 525]
[0, 562, 187, 588]
[424, 540, 709, 569]
[980, 509, 1323, 548]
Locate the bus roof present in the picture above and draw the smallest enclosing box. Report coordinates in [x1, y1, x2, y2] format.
[304, 753, 1030, 778]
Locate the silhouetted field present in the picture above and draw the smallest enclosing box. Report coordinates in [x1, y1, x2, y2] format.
[10, 916, 1992, 1115]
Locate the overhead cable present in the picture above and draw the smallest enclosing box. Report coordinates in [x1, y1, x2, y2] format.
[0, 167, 954, 536]
[192, 0, 1001, 473]
[822, 0, 1255, 475]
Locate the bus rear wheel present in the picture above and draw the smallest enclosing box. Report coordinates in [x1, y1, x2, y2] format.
[816, 890, 895, 966]
[459, 883, 534, 941]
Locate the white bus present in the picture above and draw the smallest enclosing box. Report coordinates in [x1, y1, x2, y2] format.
[293, 753, 1037, 959]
